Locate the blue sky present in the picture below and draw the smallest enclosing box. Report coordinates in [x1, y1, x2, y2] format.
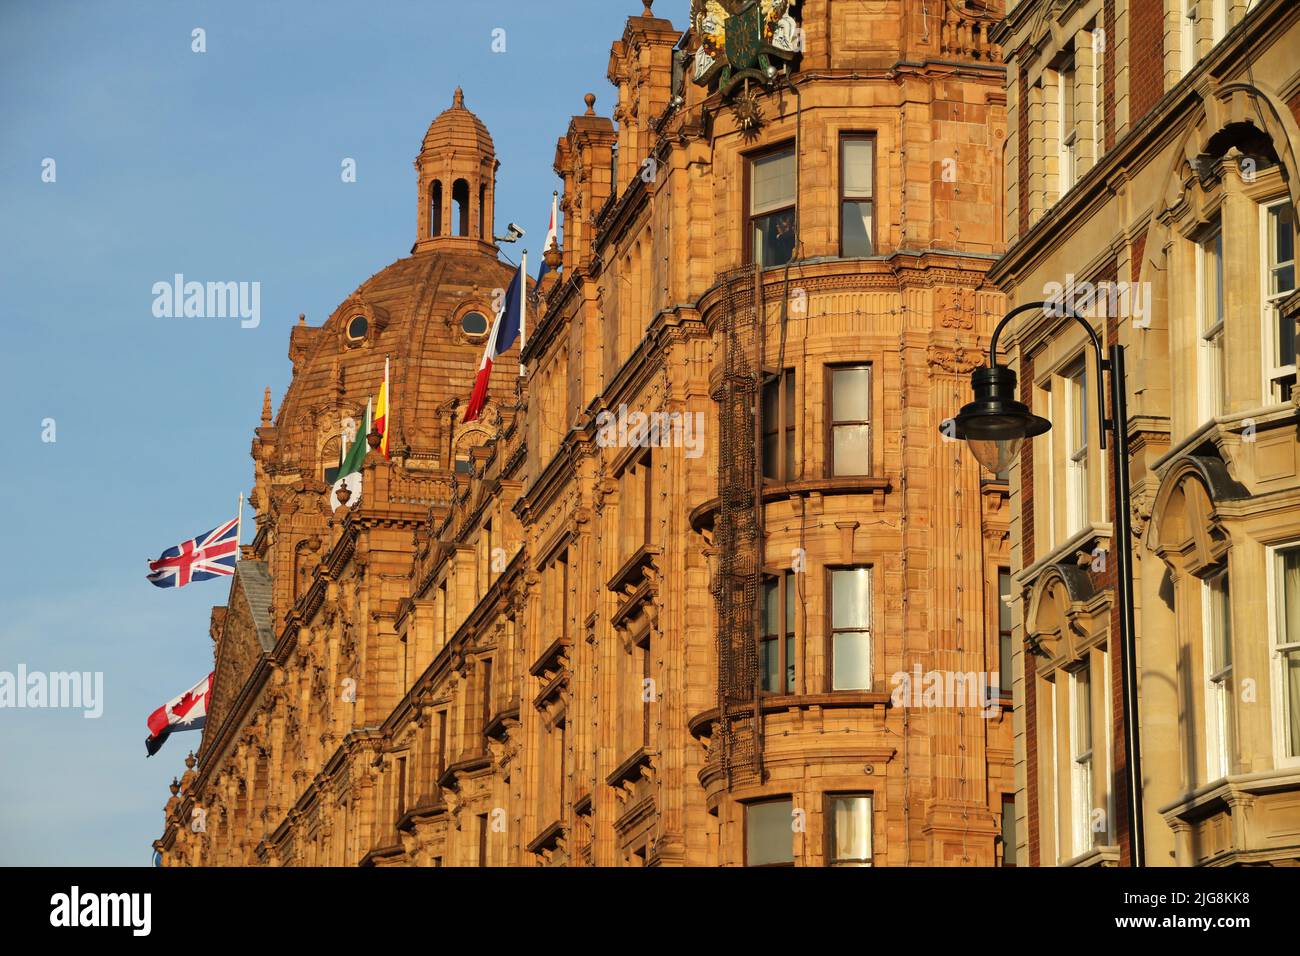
[0, 0, 683, 866]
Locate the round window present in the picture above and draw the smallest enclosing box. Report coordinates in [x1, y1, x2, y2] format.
[346, 315, 368, 341]
[461, 311, 488, 336]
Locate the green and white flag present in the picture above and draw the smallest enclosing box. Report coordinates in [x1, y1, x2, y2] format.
[330, 400, 371, 512]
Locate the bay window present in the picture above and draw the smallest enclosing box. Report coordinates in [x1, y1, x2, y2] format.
[840, 135, 875, 257]
[761, 572, 797, 693]
[826, 794, 873, 866]
[745, 797, 794, 866]
[1263, 199, 1296, 402]
[1272, 545, 1300, 763]
[1203, 566, 1233, 780]
[828, 364, 871, 476]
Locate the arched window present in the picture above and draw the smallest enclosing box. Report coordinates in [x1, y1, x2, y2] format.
[430, 181, 443, 237]
[453, 179, 470, 236]
[479, 183, 487, 239]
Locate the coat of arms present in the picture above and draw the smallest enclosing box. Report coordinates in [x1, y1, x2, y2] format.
[691, 0, 801, 97]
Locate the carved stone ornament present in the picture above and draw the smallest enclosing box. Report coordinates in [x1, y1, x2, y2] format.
[926, 344, 984, 375]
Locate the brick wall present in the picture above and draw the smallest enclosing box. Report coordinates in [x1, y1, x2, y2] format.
[1129, 0, 1165, 118]
[1104, 0, 1117, 150]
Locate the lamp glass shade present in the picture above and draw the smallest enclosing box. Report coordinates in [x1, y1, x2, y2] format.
[968, 437, 1023, 475]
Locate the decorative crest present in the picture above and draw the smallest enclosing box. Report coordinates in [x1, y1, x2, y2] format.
[690, 0, 800, 97]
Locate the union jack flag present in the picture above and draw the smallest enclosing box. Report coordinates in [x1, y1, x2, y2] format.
[147, 516, 239, 588]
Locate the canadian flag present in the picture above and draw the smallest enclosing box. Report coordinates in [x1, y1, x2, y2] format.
[145, 672, 213, 757]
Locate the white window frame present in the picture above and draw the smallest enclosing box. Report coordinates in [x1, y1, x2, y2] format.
[1057, 56, 1078, 196]
[1267, 542, 1300, 769]
[1261, 198, 1297, 404]
[1181, 0, 1198, 77]
[1202, 566, 1233, 782]
[1197, 225, 1226, 421]
[1065, 361, 1089, 536]
[1068, 664, 1094, 856]
[1049, 679, 1062, 862]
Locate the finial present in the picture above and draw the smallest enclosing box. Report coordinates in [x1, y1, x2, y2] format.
[184, 751, 196, 770]
[584, 93, 596, 116]
[169, 777, 180, 797]
[643, 0, 654, 15]
[453, 87, 464, 108]
[261, 386, 272, 426]
[297, 312, 306, 325]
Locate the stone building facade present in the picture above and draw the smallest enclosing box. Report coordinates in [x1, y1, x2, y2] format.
[992, 0, 1300, 866]
[156, 0, 1019, 867]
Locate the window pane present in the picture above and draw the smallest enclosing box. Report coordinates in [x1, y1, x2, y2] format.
[842, 200, 874, 257]
[760, 636, 779, 693]
[745, 799, 794, 866]
[832, 568, 871, 628]
[1271, 203, 1295, 271]
[785, 633, 796, 692]
[830, 795, 872, 864]
[785, 572, 796, 633]
[833, 424, 871, 475]
[842, 138, 874, 198]
[754, 209, 796, 267]
[833, 632, 872, 690]
[751, 149, 796, 214]
[832, 366, 871, 421]
[762, 577, 780, 636]
[1073, 664, 1091, 754]
[1000, 796, 1017, 866]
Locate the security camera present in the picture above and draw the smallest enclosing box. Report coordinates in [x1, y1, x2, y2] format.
[495, 223, 526, 243]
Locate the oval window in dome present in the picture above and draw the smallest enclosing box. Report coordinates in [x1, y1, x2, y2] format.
[461, 311, 488, 336]
[346, 315, 368, 341]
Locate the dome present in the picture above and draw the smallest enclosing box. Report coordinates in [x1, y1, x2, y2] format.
[421, 87, 494, 158]
[272, 247, 516, 476]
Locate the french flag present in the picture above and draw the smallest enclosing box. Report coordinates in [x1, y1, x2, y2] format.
[145, 672, 213, 757]
[536, 192, 559, 285]
[464, 255, 525, 423]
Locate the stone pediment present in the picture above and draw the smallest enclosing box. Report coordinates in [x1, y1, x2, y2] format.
[201, 560, 276, 761]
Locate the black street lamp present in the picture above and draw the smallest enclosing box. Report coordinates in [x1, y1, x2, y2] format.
[947, 300, 1146, 868]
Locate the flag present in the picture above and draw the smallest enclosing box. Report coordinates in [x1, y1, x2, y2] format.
[330, 400, 371, 512]
[536, 192, 559, 284]
[146, 672, 212, 757]
[147, 517, 239, 588]
[464, 260, 524, 422]
[373, 357, 391, 459]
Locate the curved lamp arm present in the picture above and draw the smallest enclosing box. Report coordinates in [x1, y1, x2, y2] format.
[986, 300, 1109, 452]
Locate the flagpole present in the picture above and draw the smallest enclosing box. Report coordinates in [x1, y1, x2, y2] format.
[519, 250, 527, 377]
[236, 492, 244, 563]
[384, 354, 391, 458]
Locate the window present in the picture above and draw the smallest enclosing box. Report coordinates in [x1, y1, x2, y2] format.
[1204, 567, 1233, 780]
[619, 451, 653, 558]
[1263, 200, 1296, 402]
[1272, 545, 1300, 762]
[346, 315, 368, 342]
[830, 566, 872, 691]
[481, 657, 494, 732]
[829, 365, 871, 477]
[827, 794, 873, 866]
[1058, 53, 1078, 195]
[461, 311, 489, 336]
[840, 135, 875, 257]
[435, 710, 448, 779]
[455, 456, 472, 474]
[749, 146, 796, 267]
[745, 798, 794, 866]
[395, 755, 408, 819]
[1000, 795, 1017, 866]
[761, 572, 796, 693]
[762, 368, 796, 481]
[477, 812, 489, 867]
[1197, 223, 1226, 418]
[1065, 360, 1089, 534]
[1181, 1, 1198, 77]
[998, 568, 1013, 696]
[1068, 664, 1093, 855]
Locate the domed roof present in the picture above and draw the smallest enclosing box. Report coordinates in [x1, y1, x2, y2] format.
[421, 87, 494, 158]
[273, 247, 516, 467]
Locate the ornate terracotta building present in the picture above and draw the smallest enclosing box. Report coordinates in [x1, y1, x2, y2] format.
[993, 0, 1300, 866]
[156, 0, 1019, 867]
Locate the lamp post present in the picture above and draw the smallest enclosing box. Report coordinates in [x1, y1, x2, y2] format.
[946, 300, 1145, 868]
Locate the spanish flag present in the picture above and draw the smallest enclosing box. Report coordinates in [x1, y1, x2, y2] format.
[374, 357, 391, 458]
